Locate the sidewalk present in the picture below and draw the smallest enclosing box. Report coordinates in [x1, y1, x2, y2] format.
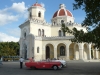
[84, 59, 100, 62]
[66, 59, 100, 63]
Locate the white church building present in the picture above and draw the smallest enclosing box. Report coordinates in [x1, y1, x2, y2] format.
[19, 2, 100, 61]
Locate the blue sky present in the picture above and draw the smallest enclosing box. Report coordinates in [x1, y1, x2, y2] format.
[0, 0, 86, 42]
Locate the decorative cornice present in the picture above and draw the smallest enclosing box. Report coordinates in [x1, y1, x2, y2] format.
[19, 18, 86, 29]
[34, 36, 74, 41]
[19, 20, 30, 28]
[30, 18, 85, 28]
[51, 22, 84, 27]
[30, 18, 51, 26]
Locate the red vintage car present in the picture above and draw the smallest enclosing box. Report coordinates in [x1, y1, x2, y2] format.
[25, 59, 62, 70]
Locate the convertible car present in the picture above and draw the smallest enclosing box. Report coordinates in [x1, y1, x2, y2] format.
[25, 59, 62, 70]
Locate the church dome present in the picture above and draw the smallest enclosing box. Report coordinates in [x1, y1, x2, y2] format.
[53, 4, 73, 18]
[33, 2, 42, 7]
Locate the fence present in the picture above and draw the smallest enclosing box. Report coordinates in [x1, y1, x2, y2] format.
[2, 56, 19, 61]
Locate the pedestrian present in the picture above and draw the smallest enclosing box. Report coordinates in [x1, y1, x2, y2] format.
[19, 57, 24, 69]
[32, 57, 34, 61]
[32, 57, 34, 62]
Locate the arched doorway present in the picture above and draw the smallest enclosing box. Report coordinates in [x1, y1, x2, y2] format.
[57, 43, 66, 59]
[24, 46, 27, 59]
[69, 43, 75, 60]
[46, 46, 50, 59]
[23, 44, 27, 59]
[60, 46, 65, 56]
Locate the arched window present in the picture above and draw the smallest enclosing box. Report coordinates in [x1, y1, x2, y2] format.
[29, 12, 32, 19]
[37, 47, 39, 53]
[38, 11, 41, 17]
[24, 32, 26, 38]
[60, 46, 65, 56]
[61, 20, 64, 24]
[42, 29, 44, 36]
[63, 31, 65, 36]
[54, 22, 55, 25]
[59, 30, 61, 36]
[69, 21, 72, 25]
[38, 29, 41, 36]
[32, 47, 34, 53]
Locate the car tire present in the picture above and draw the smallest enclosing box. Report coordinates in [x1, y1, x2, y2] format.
[30, 66, 36, 70]
[53, 66, 58, 70]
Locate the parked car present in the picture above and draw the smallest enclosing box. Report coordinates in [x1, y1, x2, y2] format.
[0, 60, 3, 65]
[25, 59, 62, 70]
[52, 58, 67, 68]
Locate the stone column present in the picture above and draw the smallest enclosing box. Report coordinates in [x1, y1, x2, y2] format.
[88, 44, 91, 60]
[79, 48, 83, 60]
[54, 47, 57, 59]
[99, 51, 100, 59]
[27, 46, 29, 59]
[79, 43, 83, 60]
[66, 44, 69, 60]
[42, 47, 45, 60]
[92, 50, 95, 59]
[95, 48, 99, 59]
[20, 50, 23, 57]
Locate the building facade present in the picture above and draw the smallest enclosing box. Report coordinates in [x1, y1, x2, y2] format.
[19, 2, 100, 61]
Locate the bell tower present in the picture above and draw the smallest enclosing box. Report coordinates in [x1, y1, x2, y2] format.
[28, 2, 45, 21]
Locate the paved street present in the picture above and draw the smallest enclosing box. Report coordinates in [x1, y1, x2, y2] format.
[0, 61, 100, 75]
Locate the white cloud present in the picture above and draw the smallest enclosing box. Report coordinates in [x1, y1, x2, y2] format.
[0, 13, 19, 25]
[0, 32, 19, 42]
[6, 28, 20, 37]
[41, 2, 45, 7]
[0, 2, 28, 26]
[11, 2, 27, 13]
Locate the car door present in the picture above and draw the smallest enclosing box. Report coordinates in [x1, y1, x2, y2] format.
[34, 61, 41, 69]
[35, 61, 47, 69]
[43, 61, 51, 68]
[39, 61, 50, 69]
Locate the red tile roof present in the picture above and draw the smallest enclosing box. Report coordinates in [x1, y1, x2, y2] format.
[33, 3, 42, 7]
[53, 9, 72, 18]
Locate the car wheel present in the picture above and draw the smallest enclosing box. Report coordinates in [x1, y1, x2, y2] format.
[53, 66, 58, 70]
[30, 66, 36, 70]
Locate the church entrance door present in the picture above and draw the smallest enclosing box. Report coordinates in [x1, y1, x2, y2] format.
[46, 46, 50, 59]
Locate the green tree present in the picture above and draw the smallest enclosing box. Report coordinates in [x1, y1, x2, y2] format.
[0, 42, 19, 57]
[61, 0, 100, 48]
